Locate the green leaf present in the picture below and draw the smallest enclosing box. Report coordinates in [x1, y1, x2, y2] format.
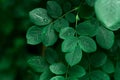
[114, 61, 120, 80]
[59, 27, 75, 39]
[26, 26, 43, 45]
[65, 45, 82, 66]
[41, 24, 58, 46]
[45, 48, 59, 64]
[49, 63, 66, 74]
[65, 13, 76, 23]
[102, 59, 115, 74]
[53, 18, 69, 32]
[29, 8, 52, 26]
[90, 52, 107, 67]
[90, 70, 110, 80]
[68, 65, 86, 78]
[50, 76, 65, 80]
[96, 26, 114, 49]
[80, 70, 110, 80]
[27, 56, 48, 73]
[47, 1, 62, 18]
[76, 20, 98, 37]
[95, 0, 120, 28]
[78, 36, 97, 53]
[62, 37, 78, 52]
[40, 69, 53, 80]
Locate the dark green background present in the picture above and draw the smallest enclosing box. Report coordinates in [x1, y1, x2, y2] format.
[0, 0, 44, 80]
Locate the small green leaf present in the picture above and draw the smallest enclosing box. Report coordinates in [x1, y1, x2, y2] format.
[27, 56, 48, 73]
[69, 65, 86, 78]
[102, 59, 115, 74]
[78, 36, 97, 53]
[96, 26, 114, 49]
[90, 52, 107, 67]
[90, 70, 110, 80]
[45, 48, 59, 64]
[65, 13, 76, 23]
[53, 18, 69, 32]
[47, 1, 62, 18]
[49, 63, 66, 74]
[62, 37, 78, 52]
[65, 45, 82, 66]
[76, 20, 98, 37]
[59, 27, 75, 39]
[29, 8, 52, 26]
[40, 69, 53, 80]
[80, 70, 110, 80]
[41, 24, 58, 46]
[95, 0, 120, 28]
[50, 76, 65, 80]
[26, 26, 43, 45]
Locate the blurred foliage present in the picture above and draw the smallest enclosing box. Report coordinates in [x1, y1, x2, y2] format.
[0, 0, 43, 80]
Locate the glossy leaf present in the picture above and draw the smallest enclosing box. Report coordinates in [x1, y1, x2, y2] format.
[95, 0, 120, 28]
[68, 65, 86, 78]
[59, 27, 75, 39]
[47, 1, 62, 18]
[41, 24, 58, 46]
[96, 26, 114, 49]
[76, 20, 98, 37]
[65, 45, 82, 66]
[49, 63, 66, 74]
[78, 36, 97, 53]
[27, 56, 48, 73]
[26, 26, 43, 45]
[62, 37, 78, 52]
[29, 8, 52, 26]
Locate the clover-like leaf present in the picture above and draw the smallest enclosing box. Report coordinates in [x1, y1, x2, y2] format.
[47, 1, 62, 18]
[26, 26, 43, 45]
[49, 63, 66, 75]
[68, 65, 86, 78]
[27, 56, 48, 73]
[102, 59, 115, 74]
[65, 45, 82, 66]
[95, 0, 120, 28]
[59, 27, 75, 39]
[96, 26, 114, 49]
[78, 36, 97, 53]
[76, 20, 98, 37]
[29, 8, 52, 26]
[41, 24, 58, 46]
[45, 48, 59, 64]
[62, 36, 78, 52]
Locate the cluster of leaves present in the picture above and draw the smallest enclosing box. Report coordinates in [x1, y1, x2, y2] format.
[26, 0, 120, 80]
